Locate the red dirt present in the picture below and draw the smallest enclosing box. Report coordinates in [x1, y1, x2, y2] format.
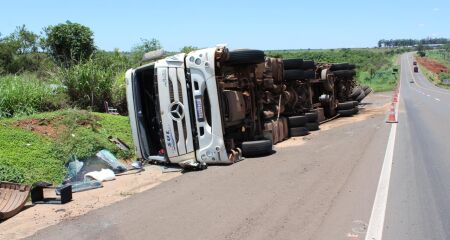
[15, 118, 64, 139]
[416, 57, 449, 74]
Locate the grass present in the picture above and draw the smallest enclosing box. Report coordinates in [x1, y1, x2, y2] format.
[0, 73, 67, 118]
[0, 109, 134, 184]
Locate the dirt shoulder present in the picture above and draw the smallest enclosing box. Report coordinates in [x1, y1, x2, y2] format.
[276, 91, 391, 149]
[0, 166, 180, 240]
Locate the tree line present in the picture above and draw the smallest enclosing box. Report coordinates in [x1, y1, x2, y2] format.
[378, 38, 449, 48]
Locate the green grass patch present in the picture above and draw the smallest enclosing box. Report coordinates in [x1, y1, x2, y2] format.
[0, 109, 134, 185]
[0, 73, 67, 118]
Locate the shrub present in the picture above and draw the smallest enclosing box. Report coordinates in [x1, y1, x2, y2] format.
[60, 50, 131, 112]
[44, 21, 95, 66]
[0, 74, 67, 118]
[61, 59, 116, 111]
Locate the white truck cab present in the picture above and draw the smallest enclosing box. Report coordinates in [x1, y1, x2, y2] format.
[126, 47, 229, 168]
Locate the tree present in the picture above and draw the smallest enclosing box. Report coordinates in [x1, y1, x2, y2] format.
[130, 38, 161, 64]
[44, 21, 95, 66]
[417, 42, 426, 57]
[0, 25, 45, 74]
[180, 45, 199, 54]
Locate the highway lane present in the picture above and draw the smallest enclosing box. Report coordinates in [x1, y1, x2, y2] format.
[383, 53, 450, 240]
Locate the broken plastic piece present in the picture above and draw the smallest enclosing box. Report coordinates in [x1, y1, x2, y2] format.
[84, 169, 115, 182]
[56, 180, 102, 195]
[95, 150, 127, 173]
[108, 136, 131, 151]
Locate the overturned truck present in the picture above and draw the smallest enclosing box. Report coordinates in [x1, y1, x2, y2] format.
[125, 46, 371, 169]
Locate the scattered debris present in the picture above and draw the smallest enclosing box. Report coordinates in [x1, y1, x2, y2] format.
[84, 169, 116, 182]
[161, 166, 183, 173]
[31, 182, 72, 205]
[56, 180, 102, 195]
[108, 136, 131, 151]
[0, 182, 31, 220]
[95, 150, 127, 173]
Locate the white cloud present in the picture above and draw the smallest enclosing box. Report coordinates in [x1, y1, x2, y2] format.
[418, 23, 425, 27]
[433, 7, 440, 11]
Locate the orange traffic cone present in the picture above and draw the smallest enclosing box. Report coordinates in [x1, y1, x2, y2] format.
[386, 103, 397, 123]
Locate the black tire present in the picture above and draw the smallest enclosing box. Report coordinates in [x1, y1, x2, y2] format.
[284, 69, 315, 80]
[289, 127, 309, 137]
[364, 87, 372, 96]
[349, 86, 363, 98]
[355, 91, 366, 102]
[337, 101, 355, 110]
[330, 63, 356, 71]
[333, 70, 356, 78]
[225, 49, 265, 65]
[301, 60, 315, 70]
[305, 112, 318, 122]
[352, 101, 359, 107]
[353, 107, 359, 114]
[305, 122, 319, 131]
[241, 139, 273, 157]
[288, 115, 307, 128]
[338, 109, 354, 117]
[282, 58, 303, 70]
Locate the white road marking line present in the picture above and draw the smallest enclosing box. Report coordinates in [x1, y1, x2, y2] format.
[435, 98, 441, 102]
[365, 76, 401, 240]
[427, 94, 430, 97]
[365, 114, 398, 240]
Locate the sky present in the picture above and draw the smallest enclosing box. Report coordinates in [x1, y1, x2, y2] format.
[0, 0, 448, 51]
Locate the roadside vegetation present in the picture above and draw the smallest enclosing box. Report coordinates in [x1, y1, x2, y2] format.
[415, 43, 450, 88]
[0, 109, 134, 184]
[266, 48, 403, 92]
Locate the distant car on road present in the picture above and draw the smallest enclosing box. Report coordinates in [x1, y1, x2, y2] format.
[413, 61, 417, 65]
[410, 79, 414, 83]
[414, 66, 419, 73]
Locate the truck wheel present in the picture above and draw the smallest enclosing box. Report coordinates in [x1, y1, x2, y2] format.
[305, 112, 318, 122]
[355, 91, 366, 102]
[289, 127, 309, 137]
[364, 87, 372, 96]
[349, 86, 363, 98]
[305, 122, 319, 131]
[352, 101, 359, 107]
[284, 70, 315, 80]
[225, 49, 265, 65]
[330, 63, 356, 71]
[241, 139, 273, 157]
[338, 109, 354, 117]
[333, 70, 356, 78]
[353, 107, 359, 114]
[301, 60, 315, 70]
[288, 115, 307, 127]
[282, 58, 303, 69]
[337, 101, 355, 110]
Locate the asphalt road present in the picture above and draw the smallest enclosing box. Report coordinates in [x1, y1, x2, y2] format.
[382, 53, 450, 240]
